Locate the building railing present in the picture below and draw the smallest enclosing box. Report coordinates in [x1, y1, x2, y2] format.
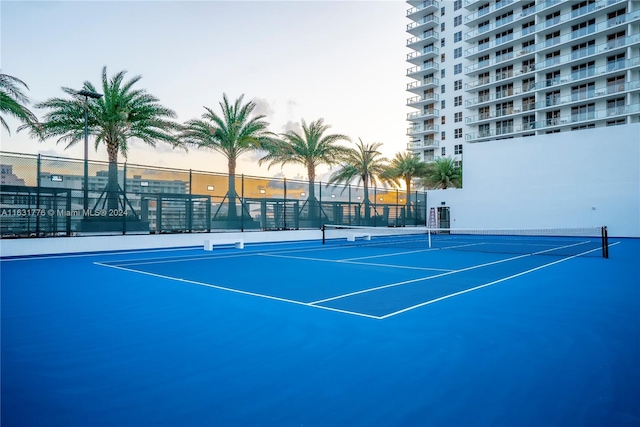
[465, 104, 639, 141]
[465, 33, 640, 74]
[465, 80, 640, 123]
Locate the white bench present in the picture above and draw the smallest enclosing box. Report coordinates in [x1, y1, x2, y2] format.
[347, 233, 371, 242]
[204, 238, 244, 251]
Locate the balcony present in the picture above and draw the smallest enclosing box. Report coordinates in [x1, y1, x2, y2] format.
[465, 103, 640, 141]
[406, 30, 439, 50]
[465, 0, 514, 25]
[465, 34, 640, 75]
[407, 78, 439, 94]
[407, 15, 439, 37]
[407, 124, 439, 136]
[406, 0, 439, 21]
[407, 93, 440, 107]
[407, 62, 439, 78]
[407, 109, 439, 121]
[464, 0, 623, 42]
[406, 46, 439, 65]
[407, 139, 440, 150]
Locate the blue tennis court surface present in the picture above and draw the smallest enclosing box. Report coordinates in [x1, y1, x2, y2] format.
[2, 237, 639, 426]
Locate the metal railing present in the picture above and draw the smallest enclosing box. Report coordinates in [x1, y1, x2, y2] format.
[0, 152, 428, 237]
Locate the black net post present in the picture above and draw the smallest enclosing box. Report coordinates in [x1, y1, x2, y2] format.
[601, 226, 609, 258]
[322, 224, 326, 245]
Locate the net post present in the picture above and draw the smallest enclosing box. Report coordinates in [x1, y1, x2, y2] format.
[428, 228, 432, 249]
[601, 226, 609, 258]
[322, 224, 326, 245]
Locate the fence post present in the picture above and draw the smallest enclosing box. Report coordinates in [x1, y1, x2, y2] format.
[318, 181, 322, 229]
[36, 154, 41, 235]
[122, 162, 127, 235]
[188, 169, 193, 233]
[348, 184, 351, 225]
[241, 174, 244, 232]
[283, 178, 287, 230]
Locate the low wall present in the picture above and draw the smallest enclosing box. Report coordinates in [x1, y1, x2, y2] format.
[0, 229, 323, 257]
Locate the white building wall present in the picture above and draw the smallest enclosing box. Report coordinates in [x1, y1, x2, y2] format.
[426, 123, 640, 237]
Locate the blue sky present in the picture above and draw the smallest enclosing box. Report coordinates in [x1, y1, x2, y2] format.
[1, 0, 410, 179]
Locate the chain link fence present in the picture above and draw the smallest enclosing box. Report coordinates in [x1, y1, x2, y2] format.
[0, 152, 428, 237]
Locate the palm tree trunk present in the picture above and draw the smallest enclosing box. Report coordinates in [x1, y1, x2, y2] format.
[228, 158, 237, 219]
[307, 165, 317, 221]
[363, 180, 370, 222]
[107, 143, 119, 211]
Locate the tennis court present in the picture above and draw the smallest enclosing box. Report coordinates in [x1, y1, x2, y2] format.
[1, 229, 639, 427]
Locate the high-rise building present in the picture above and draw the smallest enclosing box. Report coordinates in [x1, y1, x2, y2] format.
[406, 0, 639, 166]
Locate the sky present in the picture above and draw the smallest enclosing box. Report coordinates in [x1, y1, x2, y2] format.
[1, 0, 411, 181]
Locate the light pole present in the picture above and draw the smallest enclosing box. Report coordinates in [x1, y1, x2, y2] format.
[77, 90, 103, 211]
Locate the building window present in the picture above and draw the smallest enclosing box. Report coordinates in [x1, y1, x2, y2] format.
[442, 131, 446, 141]
[441, 38, 445, 47]
[454, 128, 462, 139]
[454, 96, 462, 107]
[454, 0, 462, 11]
[571, 103, 596, 121]
[523, 115, 536, 130]
[607, 119, 626, 126]
[441, 6, 445, 16]
[441, 69, 445, 78]
[496, 119, 513, 135]
[454, 47, 462, 59]
[454, 80, 462, 91]
[441, 100, 446, 109]
[441, 115, 446, 125]
[454, 31, 462, 43]
[522, 96, 535, 111]
[441, 22, 445, 32]
[441, 147, 446, 156]
[454, 15, 462, 27]
[454, 64, 462, 75]
[454, 112, 462, 123]
[441, 84, 446, 93]
[454, 144, 463, 155]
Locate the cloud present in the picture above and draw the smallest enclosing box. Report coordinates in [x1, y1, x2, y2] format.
[251, 97, 274, 119]
[281, 120, 302, 134]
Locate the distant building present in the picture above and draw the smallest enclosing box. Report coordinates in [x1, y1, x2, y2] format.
[1, 164, 26, 186]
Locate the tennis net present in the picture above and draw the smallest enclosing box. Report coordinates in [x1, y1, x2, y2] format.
[322, 225, 609, 258]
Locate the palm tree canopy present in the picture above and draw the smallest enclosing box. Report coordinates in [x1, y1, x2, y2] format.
[258, 118, 350, 183]
[381, 151, 430, 189]
[421, 156, 462, 189]
[327, 139, 389, 189]
[181, 93, 276, 169]
[0, 73, 38, 134]
[25, 66, 180, 158]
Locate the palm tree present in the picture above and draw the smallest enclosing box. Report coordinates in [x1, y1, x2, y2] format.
[0, 73, 38, 134]
[328, 139, 389, 222]
[258, 118, 350, 220]
[27, 66, 180, 211]
[182, 94, 275, 219]
[382, 151, 430, 217]
[421, 156, 462, 189]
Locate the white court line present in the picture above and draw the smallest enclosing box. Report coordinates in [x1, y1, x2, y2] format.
[308, 240, 595, 305]
[378, 242, 621, 319]
[105, 241, 350, 266]
[258, 253, 453, 272]
[93, 261, 381, 319]
[0, 246, 200, 262]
